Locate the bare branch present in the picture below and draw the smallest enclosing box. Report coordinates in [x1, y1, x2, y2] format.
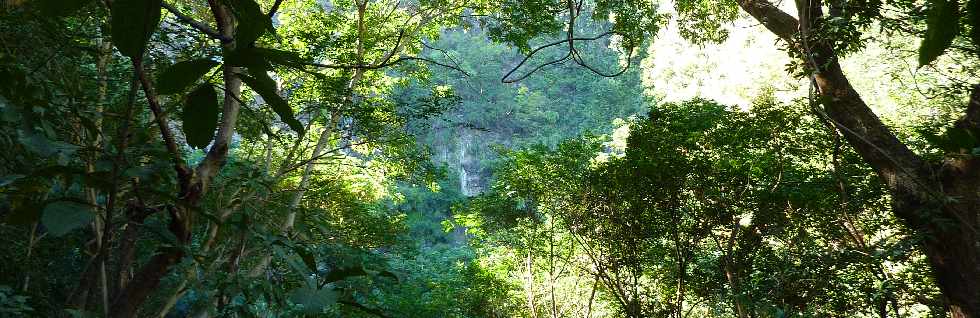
[132, 58, 191, 181]
[501, 32, 613, 83]
[161, 1, 233, 43]
[308, 56, 469, 76]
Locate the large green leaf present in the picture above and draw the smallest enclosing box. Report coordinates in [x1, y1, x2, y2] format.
[289, 285, 337, 313]
[110, 0, 163, 58]
[239, 72, 304, 135]
[42, 201, 94, 237]
[38, 0, 93, 16]
[224, 47, 306, 69]
[182, 84, 220, 149]
[291, 245, 318, 274]
[228, 0, 275, 46]
[156, 59, 219, 94]
[322, 266, 369, 285]
[918, 0, 960, 66]
[224, 47, 273, 69]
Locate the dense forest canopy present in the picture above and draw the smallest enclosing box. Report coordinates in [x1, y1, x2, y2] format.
[0, 0, 978, 317]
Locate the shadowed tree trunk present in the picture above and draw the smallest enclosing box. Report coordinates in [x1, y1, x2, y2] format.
[107, 1, 241, 316]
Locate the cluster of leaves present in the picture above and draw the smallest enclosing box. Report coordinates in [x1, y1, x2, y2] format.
[457, 96, 944, 317]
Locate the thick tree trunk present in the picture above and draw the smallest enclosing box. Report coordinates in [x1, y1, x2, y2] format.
[734, 0, 980, 316]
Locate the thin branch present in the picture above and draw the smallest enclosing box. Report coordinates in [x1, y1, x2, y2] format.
[308, 56, 469, 75]
[501, 32, 613, 83]
[504, 51, 573, 83]
[572, 48, 633, 78]
[132, 58, 191, 181]
[422, 41, 468, 76]
[161, 2, 233, 43]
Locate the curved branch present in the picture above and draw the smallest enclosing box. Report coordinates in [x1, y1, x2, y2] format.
[503, 51, 573, 83]
[572, 47, 633, 78]
[500, 32, 614, 83]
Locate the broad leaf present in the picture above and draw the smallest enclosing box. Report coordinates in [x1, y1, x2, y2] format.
[919, 0, 960, 66]
[224, 47, 306, 69]
[182, 84, 220, 149]
[322, 266, 369, 284]
[156, 59, 219, 94]
[256, 48, 307, 68]
[239, 72, 304, 135]
[110, 0, 163, 58]
[228, 0, 275, 46]
[39, 0, 93, 17]
[42, 201, 94, 237]
[224, 47, 273, 69]
[291, 246, 318, 274]
[289, 285, 337, 313]
[0, 174, 25, 188]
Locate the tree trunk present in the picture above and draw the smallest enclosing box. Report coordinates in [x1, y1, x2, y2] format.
[107, 1, 242, 316]
[734, 0, 980, 316]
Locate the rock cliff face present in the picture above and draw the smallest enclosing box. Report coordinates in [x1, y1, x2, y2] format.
[433, 128, 491, 197]
[456, 131, 485, 196]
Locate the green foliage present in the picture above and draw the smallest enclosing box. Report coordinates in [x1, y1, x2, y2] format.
[41, 201, 93, 237]
[460, 95, 944, 317]
[0, 285, 32, 316]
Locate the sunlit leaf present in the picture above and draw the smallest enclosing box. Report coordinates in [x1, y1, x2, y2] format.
[239, 72, 304, 135]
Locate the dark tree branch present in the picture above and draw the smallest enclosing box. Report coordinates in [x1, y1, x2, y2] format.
[501, 32, 615, 83]
[161, 2, 233, 43]
[132, 58, 191, 182]
[954, 84, 980, 131]
[267, 0, 285, 18]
